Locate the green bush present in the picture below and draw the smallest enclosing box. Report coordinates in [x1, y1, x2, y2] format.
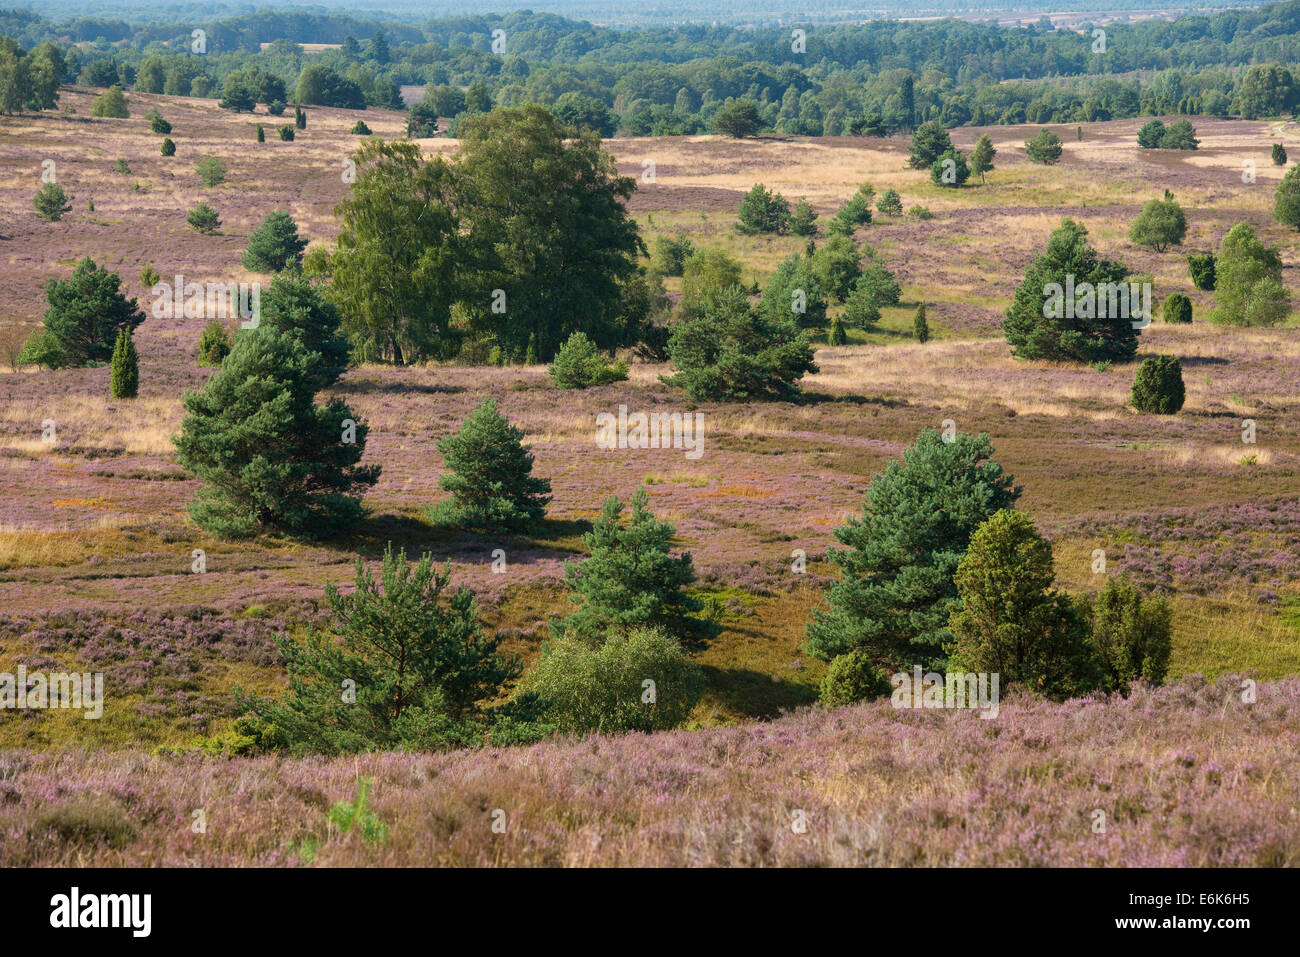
[33, 183, 71, 221]
[875, 189, 903, 216]
[1087, 576, 1173, 692]
[523, 627, 705, 734]
[30, 257, 144, 368]
[109, 328, 137, 398]
[242, 211, 308, 273]
[827, 314, 847, 345]
[89, 85, 129, 118]
[195, 155, 226, 186]
[351, 119, 372, 135]
[736, 183, 791, 234]
[906, 205, 933, 221]
[790, 198, 818, 235]
[113, 158, 130, 174]
[650, 235, 694, 276]
[197, 320, 231, 366]
[1187, 252, 1216, 290]
[146, 108, 171, 134]
[278, 125, 295, 141]
[1162, 292, 1192, 324]
[548, 331, 629, 389]
[929, 149, 970, 187]
[1209, 222, 1289, 326]
[1130, 355, 1185, 414]
[1025, 128, 1063, 164]
[186, 201, 221, 234]
[255, 125, 264, 143]
[819, 649, 892, 707]
[913, 302, 930, 342]
[139, 264, 160, 289]
[160, 137, 175, 157]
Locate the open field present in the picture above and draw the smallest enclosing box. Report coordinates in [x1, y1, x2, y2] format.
[1, 87, 1298, 864]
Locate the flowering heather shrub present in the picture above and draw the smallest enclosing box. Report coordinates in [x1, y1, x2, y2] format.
[1, 675, 1296, 866]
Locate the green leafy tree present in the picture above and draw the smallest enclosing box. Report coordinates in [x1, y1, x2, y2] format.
[89, 84, 128, 118]
[828, 186, 873, 236]
[552, 489, 714, 646]
[1159, 119, 1199, 150]
[913, 302, 930, 342]
[195, 155, 225, 187]
[455, 105, 643, 360]
[908, 120, 953, 169]
[1025, 128, 1063, 164]
[34, 257, 144, 367]
[548, 331, 628, 388]
[1129, 191, 1187, 252]
[1236, 64, 1299, 120]
[875, 188, 903, 216]
[173, 326, 379, 539]
[1272, 142, 1288, 166]
[679, 248, 743, 317]
[1003, 218, 1137, 363]
[1086, 576, 1173, 692]
[109, 328, 138, 398]
[430, 397, 551, 532]
[197, 320, 231, 366]
[237, 545, 521, 753]
[1130, 355, 1185, 414]
[736, 183, 791, 234]
[331, 140, 460, 363]
[186, 202, 220, 234]
[218, 73, 256, 112]
[969, 133, 996, 183]
[812, 234, 862, 301]
[523, 627, 704, 733]
[663, 284, 818, 401]
[1209, 222, 1290, 326]
[1273, 164, 1300, 231]
[1187, 252, 1216, 290]
[804, 429, 1020, 671]
[946, 509, 1096, 701]
[33, 183, 71, 221]
[711, 98, 763, 137]
[790, 198, 819, 235]
[759, 252, 828, 328]
[929, 149, 969, 187]
[650, 235, 695, 276]
[242, 211, 309, 273]
[1137, 119, 1167, 148]
[1162, 293, 1192, 324]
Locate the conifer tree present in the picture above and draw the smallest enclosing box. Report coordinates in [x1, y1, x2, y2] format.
[242, 211, 309, 273]
[109, 327, 137, 398]
[970, 133, 996, 183]
[913, 302, 930, 342]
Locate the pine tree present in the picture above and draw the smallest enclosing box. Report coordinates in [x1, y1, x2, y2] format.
[109, 327, 138, 398]
[173, 326, 379, 539]
[34, 183, 71, 221]
[242, 211, 308, 272]
[524, 332, 539, 365]
[255, 124, 264, 143]
[828, 314, 847, 345]
[160, 137, 175, 156]
[38, 257, 144, 367]
[197, 320, 230, 366]
[804, 429, 1020, 670]
[913, 302, 929, 342]
[552, 488, 716, 647]
[258, 274, 350, 389]
[969, 133, 996, 183]
[429, 398, 552, 532]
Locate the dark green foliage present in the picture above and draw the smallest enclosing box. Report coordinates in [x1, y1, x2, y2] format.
[804, 429, 1020, 671]
[278, 124, 294, 140]
[552, 489, 715, 647]
[711, 98, 762, 137]
[548, 331, 628, 388]
[523, 627, 705, 733]
[524, 332, 539, 365]
[33, 182, 70, 221]
[1209, 222, 1289, 326]
[186, 201, 220, 233]
[929, 148, 969, 187]
[1187, 252, 1216, 290]
[827, 185, 873, 236]
[875, 188, 903, 216]
[255, 124, 264, 142]
[236, 545, 522, 754]
[1130, 355, 1185, 414]
[351, 119, 371, 135]
[819, 649, 892, 707]
[218, 73, 255, 112]
[969, 133, 996, 183]
[663, 284, 818, 401]
[242, 211, 308, 273]
[908, 120, 953, 169]
[913, 302, 930, 342]
[109, 328, 137, 398]
[1129, 191, 1187, 252]
[258, 274, 351, 389]
[790, 198, 819, 235]
[430, 398, 551, 532]
[1162, 292, 1192, 324]
[759, 252, 828, 328]
[1273, 142, 1288, 166]
[197, 320, 231, 366]
[173, 325, 379, 539]
[736, 183, 791, 234]
[1273, 164, 1300, 231]
[34, 257, 144, 368]
[1087, 576, 1173, 692]
[1159, 119, 1199, 150]
[1237, 64, 1299, 119]
[160, 137, 175, 156]
[827, 314, 847, 345]
[1003, 218, 1138, 363]
[195, 155, 225, 186]
[1025, 127, 1063, 164]
[1137, 119, 1167, 148]
[89, 84, 128, 118]
[947, 509, 1096, 701]
[650, 234, 694, 276]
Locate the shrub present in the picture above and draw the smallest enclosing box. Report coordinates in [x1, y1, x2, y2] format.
[969, 133, 996, 183]
[1087, 576, 1173, 692]
[33, 183, 71, 221]
[908, 120, 954, 169]
[875, 188, 903, 216]
[1209, 222, 1289, 326]
[195, 155, 225, 186]
[146, 108, 170, 133]
[139, 264, 160, 289]
[160, 137, 175, 156]
[1187, 252, 1216, 290]
[828, 186, 873, 236]
[242, 211, 308, 272]
[351, 119, 372, 135]
[18, 329, 68, 370]
[236, 545, 521, 753]
[294, 105, 306, 129]
[1272, 163, 1300, 231]
[663, 284, 818, 401]
[947, 509, 1096, 700]
[804, 429, 1020, 670]
[812, 234, 862, 302]
[89, 85, 128, 118]
[827, 314, 847, 345]
[929, 148, 969, 187]
[113, 158, 130, 174]
[1130, 355, 1185, 414]
[1274, 142, 1288, 166]
[711, 98, 762, 137]
[759, 252, 828, 328]
[109, 328, 137, 398]
[736, 183, 791, 234]
[906, 204, 933, 220]
[197, 320, 231, 366]
[186, 201, 221, 234]
[650, 235, 694, 276]
[255, 124, 264, 142]
[1025, 128, 1063, 165]
[551, 489, 715, 646]
[429, 397, 552, 532]
[1129, 190, 1187, 252]
[523, 627, 704, 733]
[173, 325, 379, 538]
[1159, 119, 1199, 150]
[913, 302, 930, 342]
[267, 99, 285, 116]
[819, 649, 891, 707]
[790, 198, 819, 235]
[1162, 292, 1192, 324]
[1137, 119, 1166, 148]
[278, 125, 294, 141]
[1003, 218, 1137, 363]
[548, 331, 628, 389]
[32, 257, 144, 368]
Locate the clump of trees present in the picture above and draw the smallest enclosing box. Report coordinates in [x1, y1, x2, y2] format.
[1209, 222, 1289, 326]
[19, 258, 144, 369]
[736, 183, 791, 234]
[1137, 118, 1199, 150]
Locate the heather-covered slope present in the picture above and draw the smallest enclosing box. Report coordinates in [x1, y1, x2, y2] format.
[3, 674, 1295, 866]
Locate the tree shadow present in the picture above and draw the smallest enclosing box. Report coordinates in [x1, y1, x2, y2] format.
[1177, 355, 1231, 368]
[345, 379, 465, 395]
[698, 664, 818, 719]
[337, 512, 591, 564]
[796, 391, 907, 408]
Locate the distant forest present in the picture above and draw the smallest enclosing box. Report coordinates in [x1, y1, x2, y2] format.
[7, 2, 1300, 134]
